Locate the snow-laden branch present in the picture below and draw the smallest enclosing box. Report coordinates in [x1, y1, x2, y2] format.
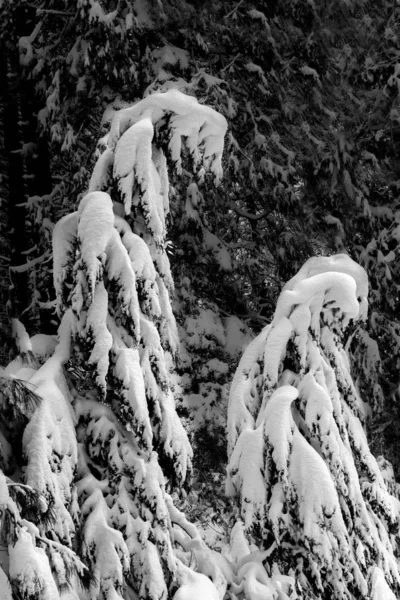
[107, 89, 227, 179]
[89, 89, 227, 245]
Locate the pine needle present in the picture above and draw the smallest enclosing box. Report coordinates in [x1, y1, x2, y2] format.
[7, 483, 57, 529]
[0, 375, 41, 419]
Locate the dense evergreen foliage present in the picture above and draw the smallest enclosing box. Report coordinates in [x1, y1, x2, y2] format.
[1, 0, 400, 598]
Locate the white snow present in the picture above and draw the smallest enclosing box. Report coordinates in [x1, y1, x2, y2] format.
[233, 560, 277, 600]
[85, 281, 113, 391]
[152, 146, 170, 216]
[133, 0, 154, 26]
[30, 334, 57, 359]
[117, 223, 157, 282]
[9, 528, 60, 600]
[202, 229, 232, 271]
[370, 567, 397, 600]
[184, 309, 226, 350]
[34, 87, 230, 600]
[223, 316, 253, 357]
[226, 254, 400, 598]
[113, 117, 162, 240]
[226, 423, 266, 530]
[114, 347, 152, 450]
[88, 147, 114, 193]
[159, 388, 192, 483]
[11, 319, 32, 354]
[262, 385, 298, 472]
[108, 89, 227, 183]
[0, 566, 12, 600]
[0, 471, 10, 506]
[156, 275, 179, 353]
[106, 228, 141, 341]
[262, 317, 293, 386]
[172, 560, 219, 600]
[22, 355, 78, 545]
[52, 212, 78, 312]
[274, 271, 360, 327]
[81, 489, 129, 598]
[86, 0, 117, 25]
[152, 45, 190, 72]
[282, 253, 368, 320]
[78, 191, 115, 295]
[227, 326, 269, 454]
[224, 520, 251, 565]
[289, 427, 345, 544]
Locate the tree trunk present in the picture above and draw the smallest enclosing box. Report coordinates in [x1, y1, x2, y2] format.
[0, 49, 17, 363]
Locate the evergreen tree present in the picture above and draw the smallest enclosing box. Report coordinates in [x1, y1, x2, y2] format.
[227, 254, 400, 599]
[3, 0, 399, 468]
[2, 2, 400, 597]
[0, 89, 228, 599]
[154, 0, 400, 474]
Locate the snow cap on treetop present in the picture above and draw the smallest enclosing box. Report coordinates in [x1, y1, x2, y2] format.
[107, 89, 228, 183]
[273, 253, 368, 326]
[283, 253, 368, 305]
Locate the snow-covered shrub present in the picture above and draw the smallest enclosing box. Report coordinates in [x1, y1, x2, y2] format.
[0, 349, 91, 597]
[226, 253, 400, 599]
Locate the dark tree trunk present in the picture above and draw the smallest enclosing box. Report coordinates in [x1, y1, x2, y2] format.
[0, 49, 29, 335]
[0, 9, 53, 353]
[0, 49, 20, 363]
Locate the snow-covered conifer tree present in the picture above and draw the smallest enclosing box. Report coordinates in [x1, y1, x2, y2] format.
[1, 89, 228, 599]
[226, 253, 400, 599]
